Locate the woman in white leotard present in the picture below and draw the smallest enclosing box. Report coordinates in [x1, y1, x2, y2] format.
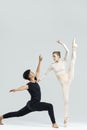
[40, 38, 77, 126]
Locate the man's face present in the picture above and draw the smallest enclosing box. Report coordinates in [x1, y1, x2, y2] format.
[29, 71, 35, 80]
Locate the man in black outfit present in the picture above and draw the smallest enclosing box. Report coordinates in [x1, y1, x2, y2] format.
[0, 55, 58, 128]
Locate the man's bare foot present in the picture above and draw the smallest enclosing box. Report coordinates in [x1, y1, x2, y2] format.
[0, 116, 3, 125]
[64, 117, 68, 127]
[72, 38, 78, 49]
[52, 123, 59, 128]
[0, 122, 3, 125]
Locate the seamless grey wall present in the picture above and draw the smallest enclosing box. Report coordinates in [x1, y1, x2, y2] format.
[0, 0, 87, 124]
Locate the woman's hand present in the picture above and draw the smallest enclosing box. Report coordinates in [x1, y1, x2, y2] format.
[56, 40, 63, 45]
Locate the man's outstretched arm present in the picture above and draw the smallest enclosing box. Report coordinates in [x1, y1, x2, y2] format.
[9, 85, 28, 92]
[35, 55, 43, 79]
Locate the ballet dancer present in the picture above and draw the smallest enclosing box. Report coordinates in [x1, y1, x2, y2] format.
[39, 38, 77, 127]
[0, 55, 59, 128]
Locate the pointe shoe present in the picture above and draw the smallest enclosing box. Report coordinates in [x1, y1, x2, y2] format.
[52, 123, 59, 128]
[72, 38, 78, 49]
[72, 43, 78, 48]
[64, 117, 68, 127]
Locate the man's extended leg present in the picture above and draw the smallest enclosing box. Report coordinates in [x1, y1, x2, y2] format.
[0, 105, 32, 124]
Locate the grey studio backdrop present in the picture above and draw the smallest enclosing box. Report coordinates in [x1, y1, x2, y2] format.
[0, 0, 87, 125]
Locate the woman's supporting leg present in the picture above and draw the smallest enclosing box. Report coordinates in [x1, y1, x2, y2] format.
[62, 84, 70, 127]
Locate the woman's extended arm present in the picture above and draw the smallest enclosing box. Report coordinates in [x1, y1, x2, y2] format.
[57, 40, 69, 61]
[39, 65, 52, 81]
[9, 85, 28, 92]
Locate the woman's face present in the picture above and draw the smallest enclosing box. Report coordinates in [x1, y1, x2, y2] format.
[52, 53, 60, 62]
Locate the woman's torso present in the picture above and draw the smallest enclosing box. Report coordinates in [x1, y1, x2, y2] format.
[51, 59, 69, 84]
[52, 59, 66, 75]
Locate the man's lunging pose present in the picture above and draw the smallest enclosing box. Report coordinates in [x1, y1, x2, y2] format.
[0, 56, 58, 128]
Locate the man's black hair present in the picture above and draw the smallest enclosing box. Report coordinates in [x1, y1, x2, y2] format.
[23, 69, 31, 80]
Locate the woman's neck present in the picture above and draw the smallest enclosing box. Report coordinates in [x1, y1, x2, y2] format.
[55, 58, 61, 63]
